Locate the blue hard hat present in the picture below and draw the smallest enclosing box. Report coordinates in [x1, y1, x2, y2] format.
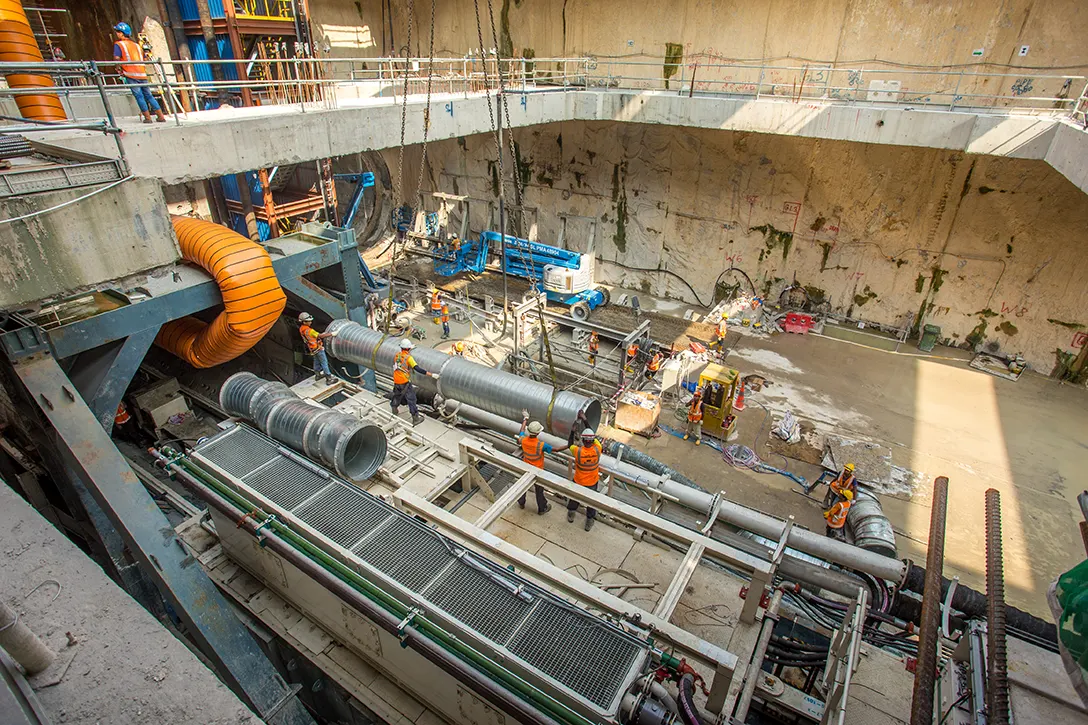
[114, 22, 132, 36]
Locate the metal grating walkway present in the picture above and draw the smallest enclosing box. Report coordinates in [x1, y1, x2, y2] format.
[194, 424, 648, 713]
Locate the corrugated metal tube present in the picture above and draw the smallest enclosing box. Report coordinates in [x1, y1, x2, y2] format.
[326, 320, 601, 438]
[220, 372, 387, 482]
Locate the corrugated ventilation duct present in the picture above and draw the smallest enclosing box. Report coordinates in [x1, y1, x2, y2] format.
[156, 216, 287, 368]
[0, 0, 66, 121]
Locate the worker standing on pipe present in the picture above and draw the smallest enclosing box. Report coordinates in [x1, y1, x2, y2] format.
[683, 387, 704, 445]
[824, 488, 853, 540]
[298, 312, 337, 382]
[440, 302, 451, 339]
[516, 411, 553, 515]
[568, 428, 603, 531]
[112, 22, 165, 124]
[392, 339, 437, 425]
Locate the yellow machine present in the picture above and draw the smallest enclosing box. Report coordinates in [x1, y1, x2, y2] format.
[696, 363, 739, 440]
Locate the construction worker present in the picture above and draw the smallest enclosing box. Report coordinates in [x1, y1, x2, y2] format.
[568, 428, 602, 531]
[112, 22, 165, 124]
[625, 341, 640, 373]
[298, 312, 337, 381]
[113, 401, 138, 443]
[708, 313, 728, 352]
[683, 388, 705, 445]
[440, 302, 451, 339]
[516, 411, 553, 515]
[391, 339, 438, 425]
[430, 286, 442, 322]
[587, 331, 599, 366]
[824, 488, 853, 539]
[644, 351, 663, 382]
[828, 463, 858, 502]
[452, 341, 466, 356]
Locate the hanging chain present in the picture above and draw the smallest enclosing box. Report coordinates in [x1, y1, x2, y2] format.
[412, 0, 438, 206]
[393, 0, 414, 231]
[484, 0, 526, 236]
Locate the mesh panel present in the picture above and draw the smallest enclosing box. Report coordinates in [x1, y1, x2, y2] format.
[197, 426, 279, 478]
[244, 458, 330, 509]
[353, 517, 454, 591]
[509, 604, 645, 709]
[426, 558, 536, 644]
[294, 485, 393, 548]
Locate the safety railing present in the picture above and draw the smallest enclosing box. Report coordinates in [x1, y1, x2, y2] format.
[0, 55, 1084, 136]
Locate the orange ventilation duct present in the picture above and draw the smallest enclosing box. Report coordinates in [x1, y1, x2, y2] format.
[156, 216, 287, 368]
[0, 0, 66, 121]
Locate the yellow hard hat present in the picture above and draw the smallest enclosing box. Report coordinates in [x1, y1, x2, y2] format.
[454, 341, 465, 351]
[844, 463, 855, 472]
[842, 489, 854, 500]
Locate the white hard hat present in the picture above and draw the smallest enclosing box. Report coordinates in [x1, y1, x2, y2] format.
[399, 339, 415, 350]
[298, 312, 313, 323]
[527, 421, 544, 435]
[581, 428, 595, 438]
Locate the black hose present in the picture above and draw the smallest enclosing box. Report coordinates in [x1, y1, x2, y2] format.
[715, 266, 756, 297]
[899, 564, 1056, 644]
[598, 259, 713, 309]
[770, 635, 828, 654]
[677, 673, 703, 725]
[763, 656, 823, 669]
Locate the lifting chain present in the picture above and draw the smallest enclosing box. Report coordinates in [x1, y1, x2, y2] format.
[412, 0, 438, 211]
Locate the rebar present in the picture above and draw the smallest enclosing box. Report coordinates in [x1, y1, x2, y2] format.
[910, 476, 948, 725]
[985, 488, 1010, 725]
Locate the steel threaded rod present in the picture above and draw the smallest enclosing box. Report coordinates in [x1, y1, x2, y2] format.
[985, 488, 1010, 725]
[911, 476, 948, 725]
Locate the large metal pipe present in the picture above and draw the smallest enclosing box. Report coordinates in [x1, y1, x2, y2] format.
[170, 465, 566, 725]
[910, 476, 948, 725]
[846, 488, 897, 559]
[602, 440, 706, 492]
[326, 320, 601, 439]
[220, 372, 387, 482]
[451, 400, 878, 596]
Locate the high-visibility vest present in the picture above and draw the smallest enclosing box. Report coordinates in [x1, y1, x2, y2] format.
[573, 443, 600, 487]
[440, 305, 449, 323]
[588, 336, 599, 353]
[521, 435, 545, 468]
[687, 397, 703, 423]
[830, 472, 857, 498]
[717, 319, 728, 338]
[648, 354, 661, 372]
[299, 324, 323, 352]
[115, 402, 131, 425]
[393, 351, 414, 385]
[115, 39, 147, 80]
[627, 344, 638, 360]
[824, 501, 850, 529]
[430, 290, 441, 310]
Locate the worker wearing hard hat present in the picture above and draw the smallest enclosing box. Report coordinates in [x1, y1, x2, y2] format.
[391, 339, 438, 425]
[430, 286, 442, 322]
[112, 22, 165, 124]
[440, 302, 451, 339]
[298, 312, 338, 381]
[587, 331, 599, 366]
[644, 351, 663, 382]
[683, 387, 705, 445]
[452, 341, 466, 356]
[516, 411, 553, 515]
[825, 463, 858, 508]
[709, 313, 728, 352]
[568, 428, 603, 531]
[824, 488, 853, 539]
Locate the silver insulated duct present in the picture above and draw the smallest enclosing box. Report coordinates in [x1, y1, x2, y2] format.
[846, 488, 898, 559]
[325, 320, 602, 438]
[220, 372, 388, 482]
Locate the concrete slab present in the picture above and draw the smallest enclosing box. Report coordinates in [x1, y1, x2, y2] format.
[0, 485, 259, 725]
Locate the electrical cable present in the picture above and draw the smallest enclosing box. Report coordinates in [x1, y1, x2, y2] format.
[0, 177, 131, 226]
[597, 258, 712, 308]
[938, 692, 970, 725]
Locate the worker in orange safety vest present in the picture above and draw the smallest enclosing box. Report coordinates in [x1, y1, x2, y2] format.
[440, 303, 451, 339]
[516, 412, 554, 515]
[625, 341, 639, 373]
[568, 428, 603, 531]
[112, 22, 165, 123]
[391, 339, 438, 425]
[430, 286, 442, 322]
[824, 462, 858, 508]
[824, 488, 853, 539]
[708, 313, 728, 352]
[683, 388, 705, 445]
[298, 312, 337, 381]
[587, 331, 599, 366]
[452, 341, 466, 356]
[644, 351, 663, 382]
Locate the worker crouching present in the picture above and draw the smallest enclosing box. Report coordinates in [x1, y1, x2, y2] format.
[824, 488, 853, 540]
[568, 428, 602, 531]
[516, 413, 553, 515]
[391, 339, 439, 426]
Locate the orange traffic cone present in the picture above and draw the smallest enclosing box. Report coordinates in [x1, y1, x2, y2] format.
[733, 380, 746, 411]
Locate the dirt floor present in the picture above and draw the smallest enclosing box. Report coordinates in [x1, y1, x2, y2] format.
[610, 329, 1088, 618]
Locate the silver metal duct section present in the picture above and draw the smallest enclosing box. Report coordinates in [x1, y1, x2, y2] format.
[220, 372, 388, 482]
[448, 398, 905, 584]
[847, 489, 898, 559]
[325, 320, 601, 439]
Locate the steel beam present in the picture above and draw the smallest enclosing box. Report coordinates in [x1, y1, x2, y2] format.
[13, 353, 315, 725]
[67, 328, 159, 431]
[280, 275, 346, 321]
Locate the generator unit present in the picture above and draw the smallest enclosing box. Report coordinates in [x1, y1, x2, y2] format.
[696, 363, 739, 441]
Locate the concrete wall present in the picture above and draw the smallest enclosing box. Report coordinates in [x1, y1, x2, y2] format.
[403, 122, 1088, 372]
[0, 176, 179, 308]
